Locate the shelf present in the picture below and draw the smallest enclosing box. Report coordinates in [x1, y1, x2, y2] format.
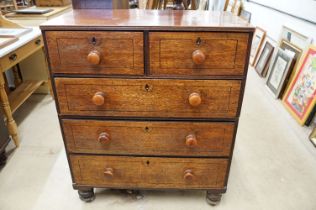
[9, 80, 45, 113]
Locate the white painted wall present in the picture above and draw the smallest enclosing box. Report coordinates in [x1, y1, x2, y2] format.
[246, 0, 316, 24]
[243, 1, 316, 44]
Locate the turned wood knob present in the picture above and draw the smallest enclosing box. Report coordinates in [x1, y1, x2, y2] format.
[192, 49, 205, 65]
[186, 134, 197, 147]
[104, 168, 114, 178]
[87, 50, 101, 65]
[183, 169, 194, 181]
[189, 92, 202, 107]
[92, 92, 105, 106]
[98, 132, 110, 144]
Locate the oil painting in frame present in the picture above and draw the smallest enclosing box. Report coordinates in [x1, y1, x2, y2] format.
[255, 40, 274, 77]
[266, 47, 294, 98]
[283, 46, 316, 125]
[250, 27, 266, 66]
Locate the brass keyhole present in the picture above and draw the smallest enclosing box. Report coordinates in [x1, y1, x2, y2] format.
[144, 127, 150, 132]
[145, 84, 150, 91]
[196, 37, 202, 46]
[91, 37, 97, 45]
[9, 53, 17, 61]
[146, 160, 150, 165]
[144, 84, 152, 92]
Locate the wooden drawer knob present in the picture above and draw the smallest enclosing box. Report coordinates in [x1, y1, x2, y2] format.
[184, 169, 194, 181]
[186, 134, 197, 147]
[104, 168, 114, 178]
[87, 50, 101, 65]
[98, 132, 110, 144]
[192, 49, 205, 65]
[189, 92, 202, 107]
[92, 92, 105, 106]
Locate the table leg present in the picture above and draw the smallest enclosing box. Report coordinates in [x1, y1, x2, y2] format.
[0, 73, 19, 147]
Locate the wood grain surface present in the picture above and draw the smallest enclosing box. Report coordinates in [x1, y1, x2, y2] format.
[55, 78, 242, 118]
[40, 9, 254, 197]
[40, 10, 255, 32]
[149, 32, 249, 76]
[70, 155, 228, 189]
[45, 31, 144, 75]
[62, 119, 235, 157]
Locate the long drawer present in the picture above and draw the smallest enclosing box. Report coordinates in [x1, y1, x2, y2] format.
[55, 78, 242, 118]
[62, 119, 235, 157]
[70, 155, 228, 189]
[149, 32, 249, 77]
[45, 31, 144, 75]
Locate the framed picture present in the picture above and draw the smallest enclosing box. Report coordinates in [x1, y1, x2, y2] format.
[266, 47, 294, 98]
[305, 105, 316, 126]
[239, 9, 251, 23]
[250, 27, 266, 66]
[279, 26, 312, 52]
[280, 39, 303, 64]
[255, 41, 274, 77]
[280, 39, 304, 93]
[224, 0, 237, 12]
[283, 46, 316, 125]
[233, 1, 241, 16]
[309, 126, 316, 147]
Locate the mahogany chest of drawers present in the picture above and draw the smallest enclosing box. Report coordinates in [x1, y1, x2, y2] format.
[41, 9, 254, 205]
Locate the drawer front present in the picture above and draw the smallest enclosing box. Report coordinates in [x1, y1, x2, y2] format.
[63, 119, 235, 157]
[45, 31, 144, 75]
[1, 36, 43, 72]
[55, 78, 242, 118]
[70, 155, 228, 189]
[149, 32, 249, 76]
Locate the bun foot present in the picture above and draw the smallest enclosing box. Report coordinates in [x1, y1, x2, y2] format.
[206, 191, 222, 206]
[0, 151, 7, 167]
[78, 188, 95, 202]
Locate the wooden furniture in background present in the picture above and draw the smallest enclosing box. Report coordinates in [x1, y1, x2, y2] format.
[0, 111, 10, 166]
[5, 5, 72, 27]
[72, 0, 129, 9]
[41, 9, 254, 205]
[0, 0, 18, 14]
[35, 0, 71, 6]
[0, 14, 47, 147]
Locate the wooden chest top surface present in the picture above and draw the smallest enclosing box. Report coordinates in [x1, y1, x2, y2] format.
[40, 9, 254, 31]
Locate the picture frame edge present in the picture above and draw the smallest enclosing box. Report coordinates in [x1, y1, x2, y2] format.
[251, 27, 266, 66]
[282, 45, 316, 125]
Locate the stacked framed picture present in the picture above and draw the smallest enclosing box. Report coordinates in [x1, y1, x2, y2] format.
[249, 24, 316, 129]
[250, 27, 266, 66]
[283, 46, 316, 125]
[266, 48, 295, 98]
[224, 0, 237, 12]
[255, 40, 274, 77]
[239, 9, 251, 23]
[278, 26, 312, 92]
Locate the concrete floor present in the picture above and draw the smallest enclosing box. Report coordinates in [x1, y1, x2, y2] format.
[0, 69, 316, 210]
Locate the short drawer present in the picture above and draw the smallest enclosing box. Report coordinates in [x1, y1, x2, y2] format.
[45, 31, 144, 75]
[62, 119, 235, 157]
[1, 36, 43, 72]
[149, 32, 249, 76]
[55, 78, 242, 118]
[70, 155, 228, 189]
